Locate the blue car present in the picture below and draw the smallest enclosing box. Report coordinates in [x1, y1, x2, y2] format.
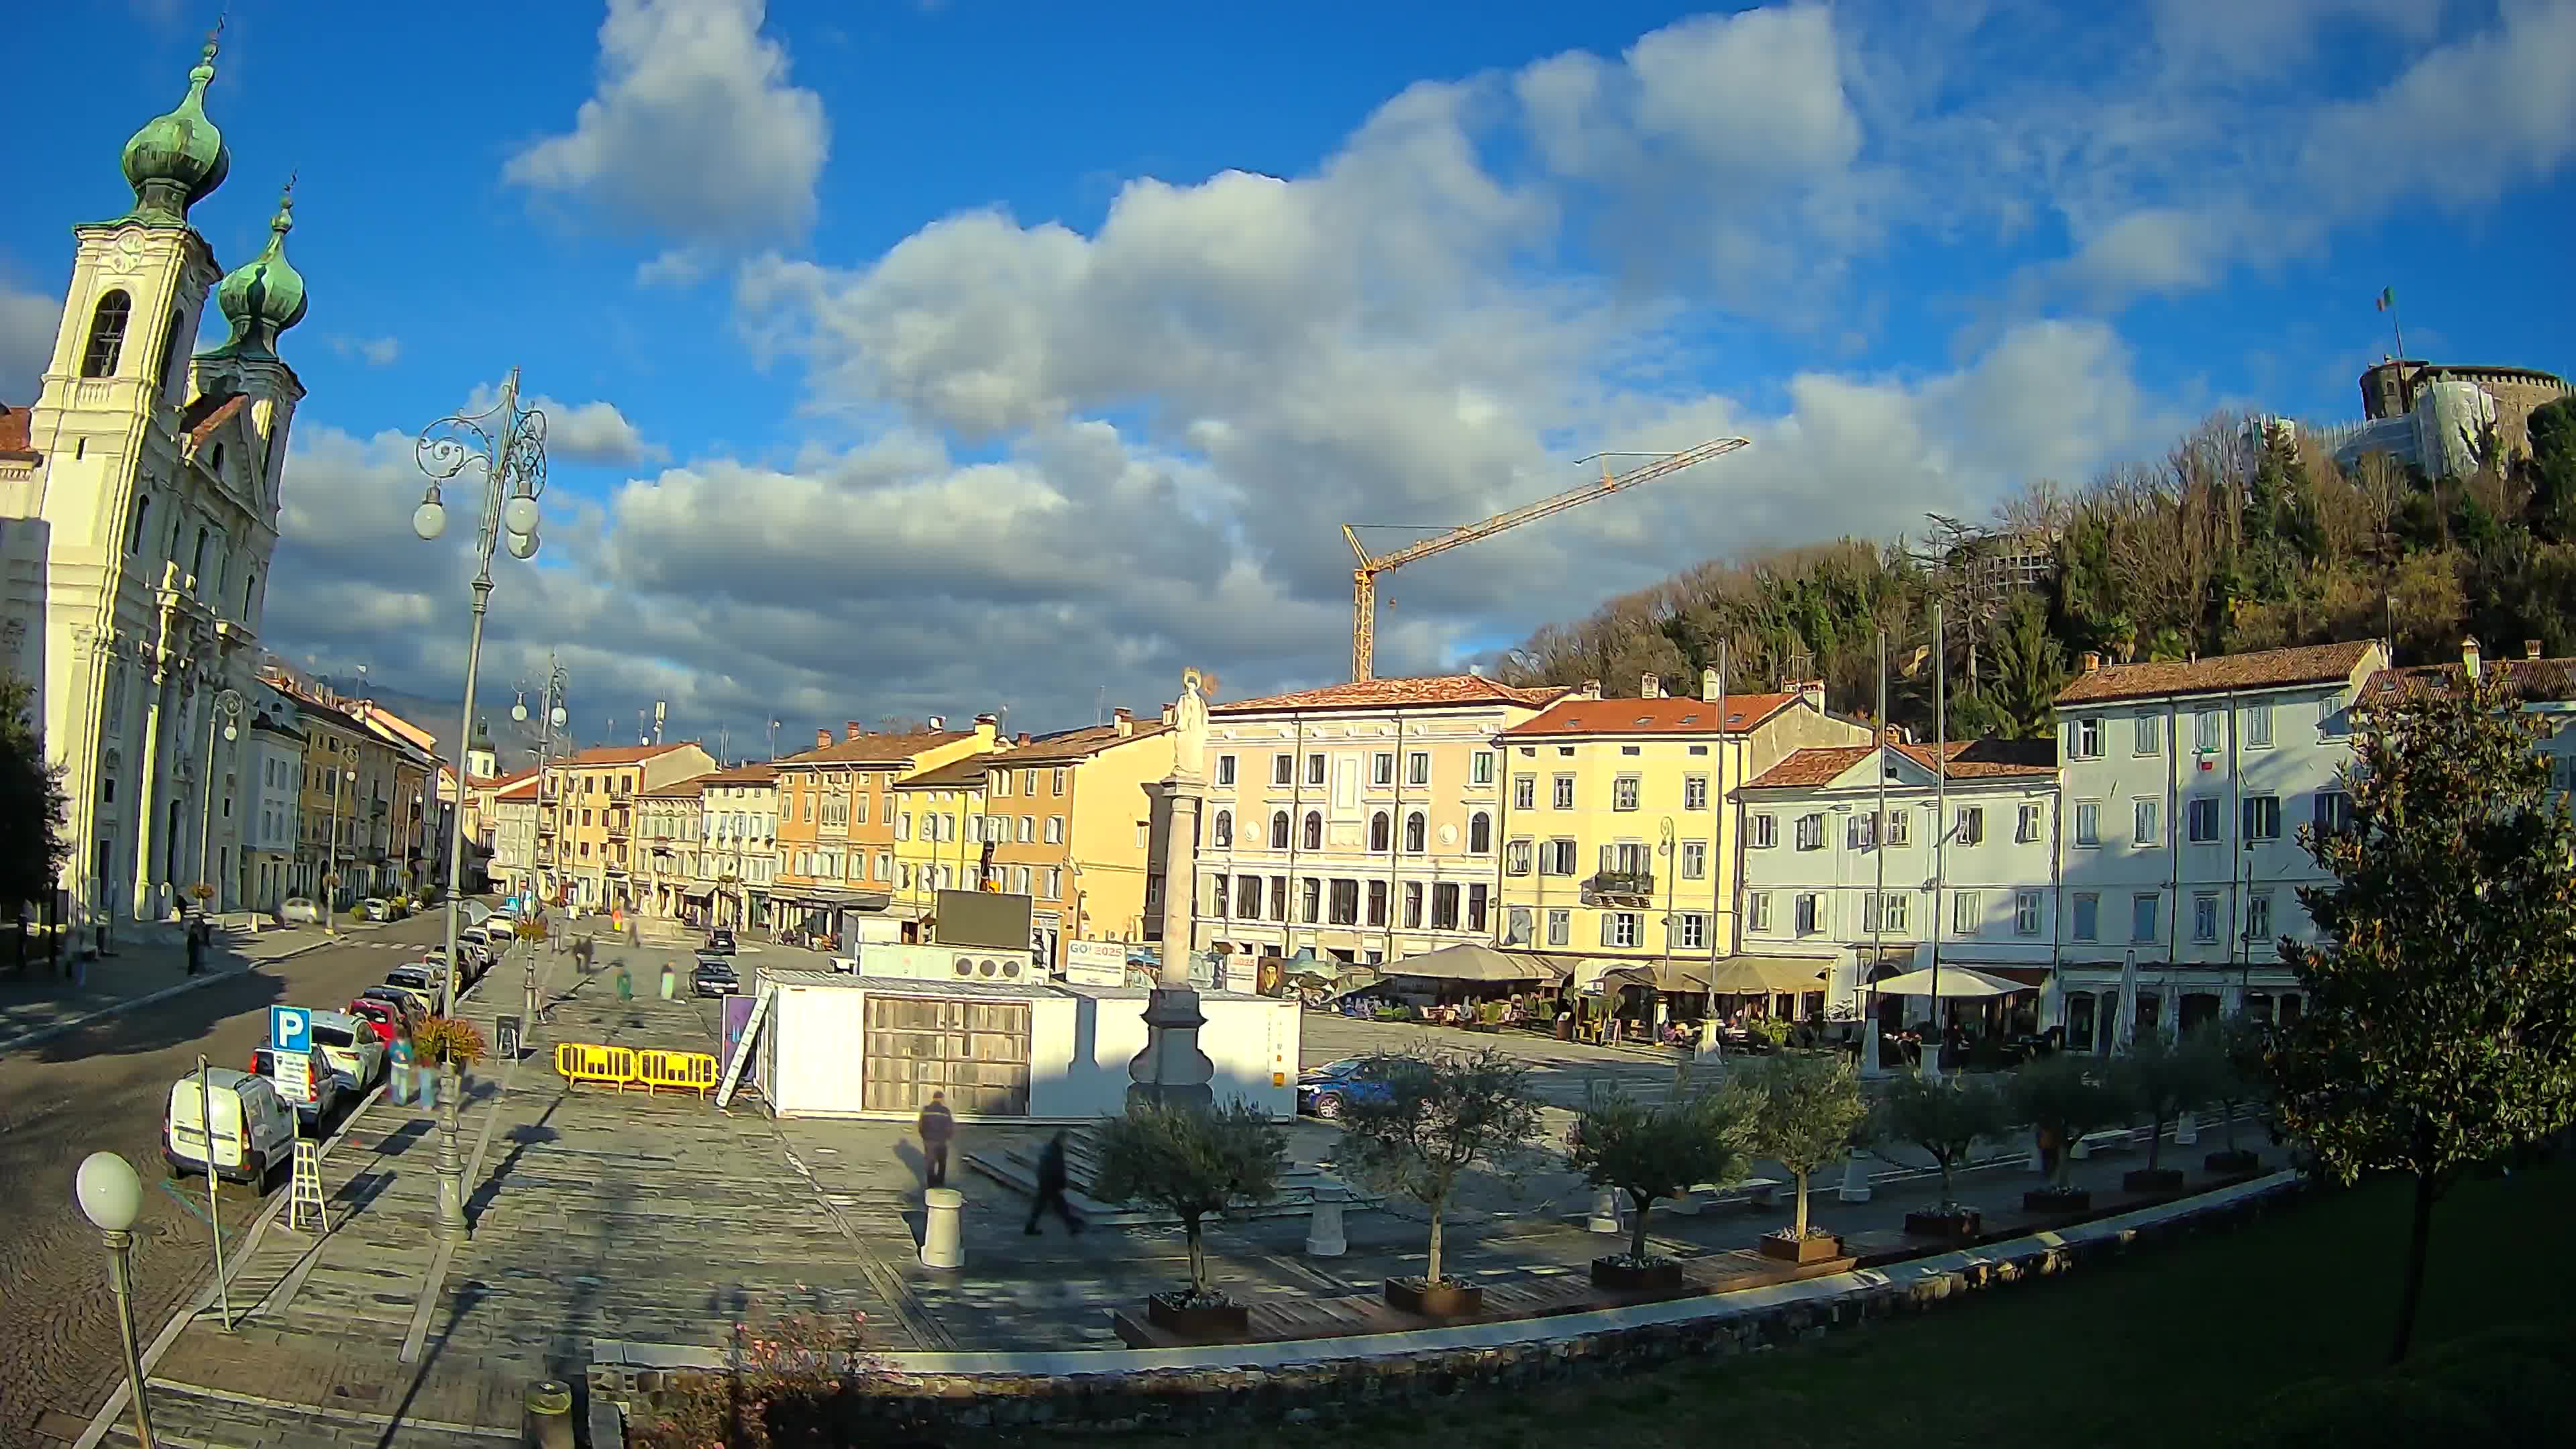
[1296, 1058, 1395, 1120]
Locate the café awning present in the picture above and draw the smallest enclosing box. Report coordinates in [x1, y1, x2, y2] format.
[1703, 955, 1833, 996]
[1866, 965, 2027, 999]
[1383, 943, 1558, 983]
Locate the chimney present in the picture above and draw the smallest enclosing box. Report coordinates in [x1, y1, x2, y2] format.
[2080, 651, 2102, 674]
[973, 712, 998, 744]
[1113, 706, 1134, 737]
[815, 727, 831, 749]
[1640, 673, 1661, 698]
[926, 714, 946, 731]
[845, 720, 863, 741]
[2463, 637, 2482, 681]
[1578, 678, 1602, 700]
[1701, 667, 1720, 702]
[1161, 702, 1176, 726]
[1016, 731, 1032, 745]
[1800, 679, 1825, 713]
[2527, 640, 2544, 661]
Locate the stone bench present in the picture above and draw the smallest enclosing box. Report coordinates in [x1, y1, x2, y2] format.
[1666, 1176, 1782, 1216]
[2072, 1130, 2128, 1159]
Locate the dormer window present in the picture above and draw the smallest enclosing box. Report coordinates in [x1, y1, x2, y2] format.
[126, 494, 150, 555]
[208, 441, 224, 475]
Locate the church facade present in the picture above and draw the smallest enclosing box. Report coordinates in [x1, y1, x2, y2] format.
[0, 32, 312, 924]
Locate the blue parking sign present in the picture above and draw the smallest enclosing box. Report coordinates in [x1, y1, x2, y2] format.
[270, 1005, 311, 1055]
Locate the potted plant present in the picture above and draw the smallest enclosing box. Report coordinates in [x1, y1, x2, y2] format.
[1338, 1048, 1542, 1318]
[1740, 1053, 1867, 1263]
[2007, 1053, 2125, 1214]
[2110, 1032, 2214, 1193]
[1566, 1084, 1753, 1294]
[2198, 1018, 2268, 1176]
[187, 881, 216, 912]
[1090, 1101, 1287, 1340]
[1874, 1072, 2008, 1238]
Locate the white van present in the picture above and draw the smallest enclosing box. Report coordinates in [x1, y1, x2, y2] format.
[164, 1069, 297, 1188]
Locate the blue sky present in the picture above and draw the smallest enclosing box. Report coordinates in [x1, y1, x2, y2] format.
[4, 1, 2571, 751]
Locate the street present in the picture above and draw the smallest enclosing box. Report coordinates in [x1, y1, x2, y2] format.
[0, 914, 460, 1446]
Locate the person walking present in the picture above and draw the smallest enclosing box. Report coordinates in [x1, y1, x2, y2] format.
[916, 1091, 955, 1190]
[1025, 1129, 1084, 1236]
[388, 1032, 417, 1106]
[184, 918, 205, 977]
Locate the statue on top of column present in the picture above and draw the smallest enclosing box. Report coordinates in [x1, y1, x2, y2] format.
[1173, 667, 1209, 775]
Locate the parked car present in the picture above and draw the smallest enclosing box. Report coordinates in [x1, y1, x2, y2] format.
[378, 969, 439, 1017]
[704, 927, 737, 956]
[246, 1045, 345, 1132]
[356, 898, 393, 922]
[307, 1010, 387, 1089]
[276, 897, 324, 925]
[165, 1069, 297, 1187]
[1295, 1058, 1399, 1120]
[355, 987, 425, 1034]
[345, 997, 405, 1045]
[691, 958, 741, 998]
[461, 900, 495, 928]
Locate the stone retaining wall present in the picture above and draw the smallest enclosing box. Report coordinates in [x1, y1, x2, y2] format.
[591, 1174, 2305, 1442]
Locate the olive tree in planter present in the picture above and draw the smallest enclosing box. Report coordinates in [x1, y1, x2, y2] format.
[2198, 1018, 2270, 1175]
[1090, 1101, 1287, 1339]
[1739, 1052, 1868, 1264]
[1336, 1048, 1544, 1318]
[2110, 1032, 2217, 1193]
[2007, 1053, 2126, 1214]
[1873, 1072, 2008, 1238]
[1566, 1084, 1753, 1294]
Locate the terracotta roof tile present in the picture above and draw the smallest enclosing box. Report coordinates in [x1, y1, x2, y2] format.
[1501, 692, 1799, 737]
[899, 757, 993, 790]
[775, 729, 972, 765]
[2367, 657, 2576, 706]
[0, 402, 38, 461]
[491, 775, 543, 800]
[701, 764, 780, 786]
[640, 776, 710, 799]
[1212, 675, 1566, 715]
[1746, 738, 2057, 790]
[901, 722, 1170, 787]
[2055, 641, 2380, 706]
[561, 742, 704, 766]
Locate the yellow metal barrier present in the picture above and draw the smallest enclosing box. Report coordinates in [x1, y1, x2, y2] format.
[635, 1049, 720, 1099]
[554, 1042, 719, 1097]
[554, 1042, 639, 1090]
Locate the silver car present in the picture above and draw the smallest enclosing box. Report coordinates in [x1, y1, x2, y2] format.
[275, 897, 324, 925]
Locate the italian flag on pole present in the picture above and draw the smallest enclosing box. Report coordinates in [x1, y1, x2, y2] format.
[2377, 286, 2396, 312]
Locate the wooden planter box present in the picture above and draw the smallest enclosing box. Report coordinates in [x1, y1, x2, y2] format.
[2204, 1148, 2261, 1176]
[2123, 1167, 2186, 1193]
[1384, 1277, 1485, 1318]
[2022, 1187, 2092, 1214]
[1144, 1293, 1250, 1340]
[1590, 1256, 1686, 1293]
[1903, 1208, 1982, 1239]
[1757, 1231, 1844, 1265]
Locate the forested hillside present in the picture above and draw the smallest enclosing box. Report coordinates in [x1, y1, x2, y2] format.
[1495, 397, 2576, 741]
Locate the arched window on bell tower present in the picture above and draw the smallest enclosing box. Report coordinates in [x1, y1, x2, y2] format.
[80, 290, 133, 378]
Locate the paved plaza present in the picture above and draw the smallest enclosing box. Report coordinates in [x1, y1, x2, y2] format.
[83, 952, 2279, 1445]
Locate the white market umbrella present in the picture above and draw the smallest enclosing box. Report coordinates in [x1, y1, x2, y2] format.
[1866, 965, 2026, 1000]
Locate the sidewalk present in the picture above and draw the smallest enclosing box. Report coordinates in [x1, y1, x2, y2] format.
[0, 924, 337, 1050]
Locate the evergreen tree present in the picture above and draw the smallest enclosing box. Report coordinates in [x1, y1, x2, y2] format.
[2271, 667, 2576, 1363]
[0, 672, 68, 915]
[2522, 397, 2576, 543]
[1979, 594, 2067, 740]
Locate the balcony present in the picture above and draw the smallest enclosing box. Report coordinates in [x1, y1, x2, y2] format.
[1582, 869, 1655, 902]
[606, 814, 632, 840]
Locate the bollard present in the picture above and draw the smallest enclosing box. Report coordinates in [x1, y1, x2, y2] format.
[1586, 1187, 1623, 1234]
[1304, 1189, 1347, 1256]
[2176, 1110, 2199, 1146]
[523, 1379, 574, 1449]
[920, 1187, 965, 1269]
[1838, 1151, 1873, 1203]
[1666, 1189, 1701, 1216]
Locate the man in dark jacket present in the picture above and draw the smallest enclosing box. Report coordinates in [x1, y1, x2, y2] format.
[184, 918, 205, 976]
[1025, 1129, 1084, 1236]
[916, 1091, 955, 1189]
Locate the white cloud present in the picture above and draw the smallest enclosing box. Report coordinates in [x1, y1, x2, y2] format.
[457, 382, 667, 468]
[635, 248, 712, 288]
[503, 0, 828, 246]
[328, 334, 401, 368]
[0, 282, 62, 401]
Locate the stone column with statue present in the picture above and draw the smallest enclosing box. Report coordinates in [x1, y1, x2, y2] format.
[1128, 669, 1216, 1112]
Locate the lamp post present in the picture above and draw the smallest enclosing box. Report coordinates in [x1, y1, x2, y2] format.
[414, 368, 549, 1246]
[513, 661, 568, 904]
[197, 688, 244, 909]
[326, 751, 356, 934]
[74, 1150, 157, 1449]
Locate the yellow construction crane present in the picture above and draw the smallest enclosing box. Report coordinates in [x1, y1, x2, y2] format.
[1340, 436, 1752, 682]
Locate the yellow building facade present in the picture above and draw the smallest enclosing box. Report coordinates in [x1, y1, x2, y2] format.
[1494, 675, 1866, 964]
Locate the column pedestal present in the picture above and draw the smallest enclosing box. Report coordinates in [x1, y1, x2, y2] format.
[1837, 1152, 1873, 1203]
[920, 1187, 965, 1269]
[1586, 1188, 1623, 1234]
[1304, 1190, 1346, 1257]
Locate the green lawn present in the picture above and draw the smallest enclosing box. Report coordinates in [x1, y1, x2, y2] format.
[1069, 1163, 2575, 1449]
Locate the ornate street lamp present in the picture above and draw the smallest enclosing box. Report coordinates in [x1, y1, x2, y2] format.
[413, 368, 548, 1246]
[195, 688, 244, 907]
[75, 1150, 156, 1448]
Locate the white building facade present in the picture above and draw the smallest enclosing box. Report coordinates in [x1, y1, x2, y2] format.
[699, 764, 779, 929]
[487, 775, 541, 900]
[2049, 641, 2387, 1052]
[1190, 676, 1566, 965]
[237, 683, 303, 912]
[0, 40, 309, 924]
[1735, 739, 2060, 1027]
